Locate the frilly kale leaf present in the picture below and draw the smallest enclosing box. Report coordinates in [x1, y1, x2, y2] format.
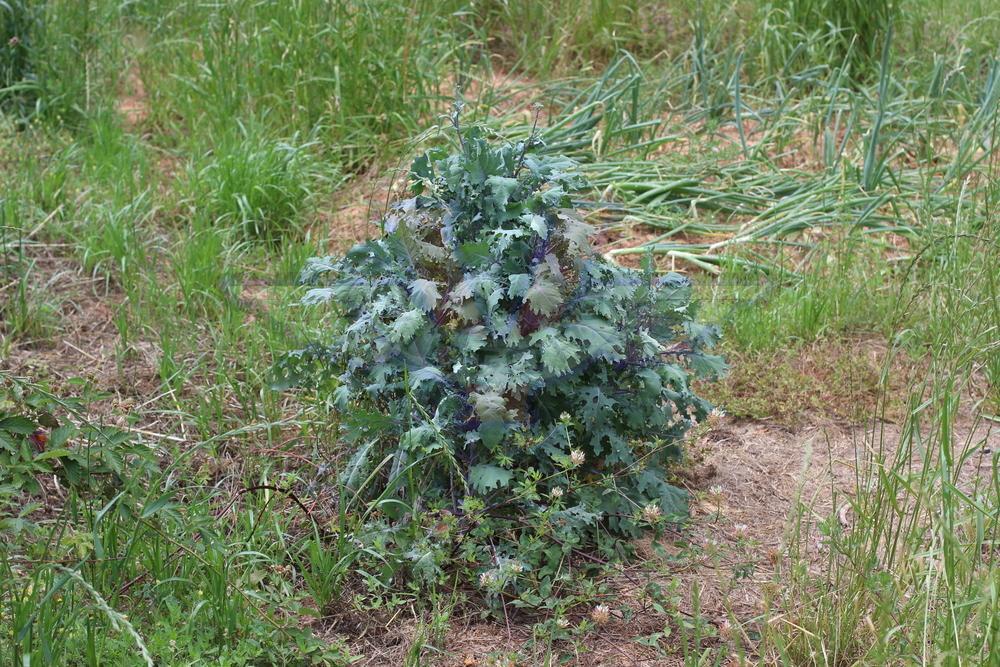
[280, 125, 725, 587]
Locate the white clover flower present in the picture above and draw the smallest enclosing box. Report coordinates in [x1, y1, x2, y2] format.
[569, 449, 585, 466]
[709, 484, 723, 496]
[556, 618, 570, 629]
[550, 487, 564, 499]
[733, 523, 749, 536]
[507, 560, 524, 574]
[559, 411, 571, 421]
[641, 503, 662, 523]
[590, 604, 611, 625]
[479, 571, 496, 587]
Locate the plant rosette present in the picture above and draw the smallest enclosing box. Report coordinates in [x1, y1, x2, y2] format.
[281, 118, 725, 602]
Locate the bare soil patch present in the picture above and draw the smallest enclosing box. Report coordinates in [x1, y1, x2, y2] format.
[362, 411, 996, 666]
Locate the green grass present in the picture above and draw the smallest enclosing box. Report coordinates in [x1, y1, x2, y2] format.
[1, 0, 999, 664]
[762, 362, 999, 663]
[0, 0, 126, 122]
[130, 0, 477, 169]
[182, 123, 333, 242]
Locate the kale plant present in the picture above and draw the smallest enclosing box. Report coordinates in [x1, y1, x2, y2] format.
[287, 120, 724, 594]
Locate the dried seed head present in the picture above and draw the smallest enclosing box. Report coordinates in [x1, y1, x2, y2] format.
[590, 604, 611, 625]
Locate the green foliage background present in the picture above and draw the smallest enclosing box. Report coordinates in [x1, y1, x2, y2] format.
[0, 0, 997, 663]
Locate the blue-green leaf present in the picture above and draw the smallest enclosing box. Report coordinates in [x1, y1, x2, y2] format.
[409, 279, 441, 311]
[530, 327, 581, 376]
[566, 316, 624, 361]
[454, 325, 488, 353]
[469, 464, 513, 493]
[486, 175, 519, 209]
[456, 241, 492, 267]
[390, 309, 426, 343]
[522, 213, 548, 239]
[525, 274, 563, 316]
[508, 273, 532, 299]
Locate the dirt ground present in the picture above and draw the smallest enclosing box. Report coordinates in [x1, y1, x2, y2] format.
[367, 413, 996, 667]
